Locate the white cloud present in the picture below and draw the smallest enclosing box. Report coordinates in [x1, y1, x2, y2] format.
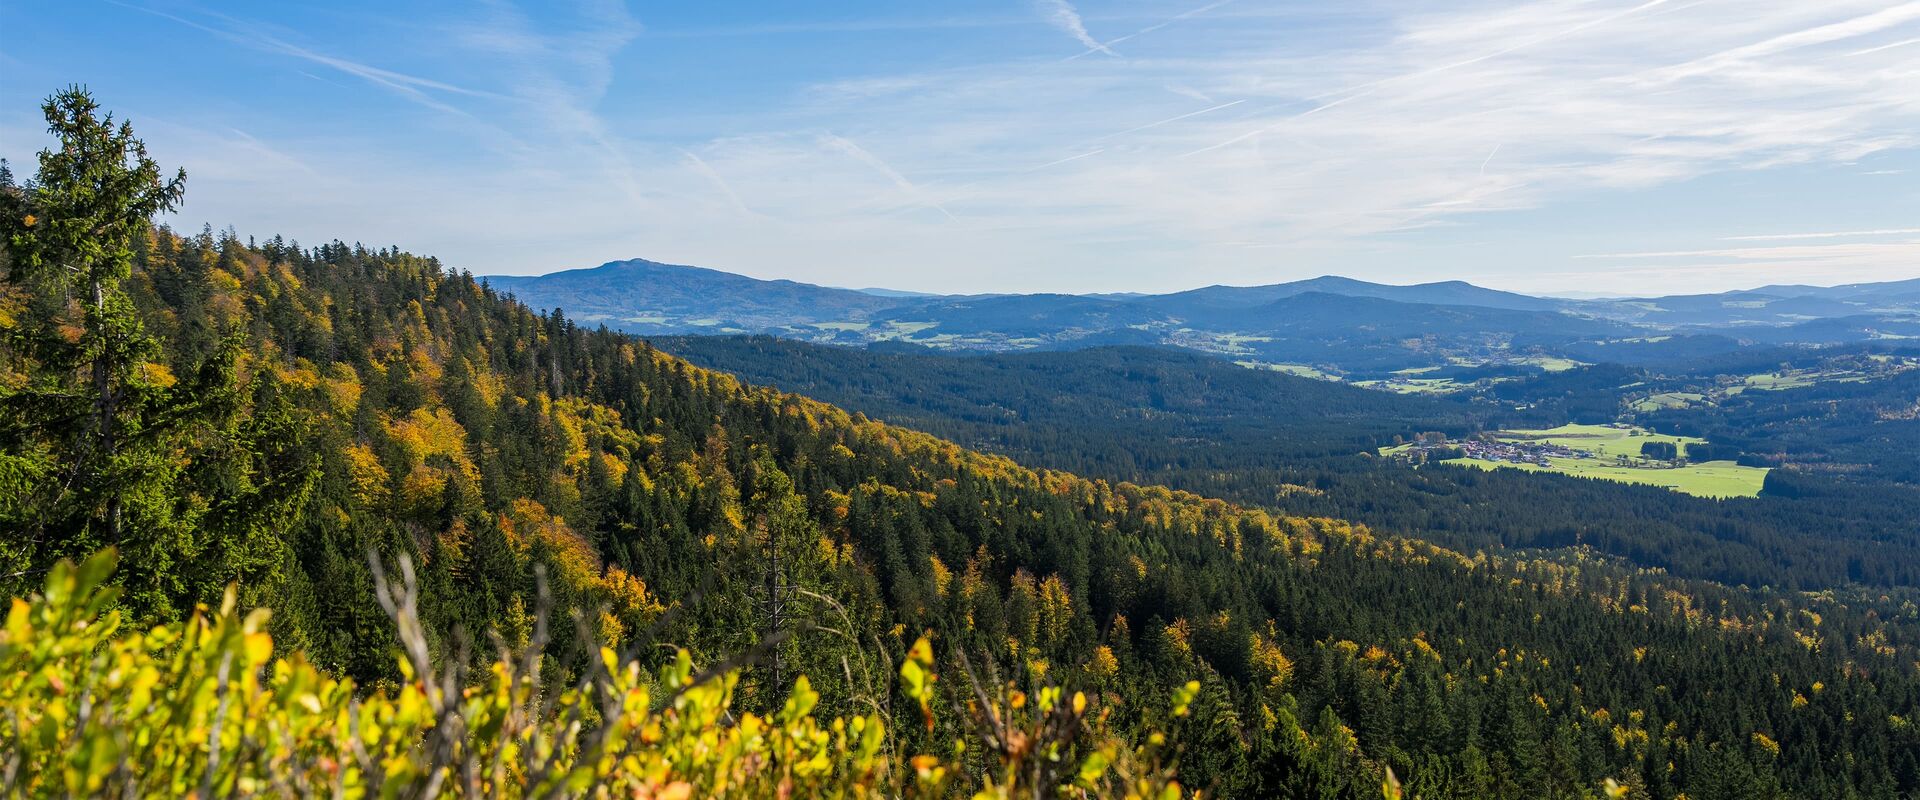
[1037, 0, 1117, 57]
[70, 0, 1920, 294]
[1721, 228, 1920, 241]
[819, 134, 960, 222]
[1577, 242, 1920, 259]
[1532, 238, 1920, 294]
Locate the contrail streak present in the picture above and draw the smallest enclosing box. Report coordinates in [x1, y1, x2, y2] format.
[822, 134, 960, 222]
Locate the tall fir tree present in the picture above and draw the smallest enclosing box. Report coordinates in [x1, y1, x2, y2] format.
[0, 86, 234, 616]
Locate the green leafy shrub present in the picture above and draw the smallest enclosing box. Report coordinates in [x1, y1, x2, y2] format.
[0, 549, 1192, 799]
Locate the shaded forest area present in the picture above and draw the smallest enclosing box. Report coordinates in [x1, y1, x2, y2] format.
[657, 336, 1920, 589]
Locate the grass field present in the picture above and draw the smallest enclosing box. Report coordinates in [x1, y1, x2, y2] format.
[1497, 423, 1696, 459]
[1237, 361, 1341, 380]
[1743, 372, 1815, 390]
[867, 321, 937, 340]
[1355, 377, 1461, 394]
[1631, 392, 1706, 411]
[1449, 424, 1768, 498]
[1513, 355, 1585, 372]
[1449, 456, 1767, 498]
[1212, 333, 1275, 345]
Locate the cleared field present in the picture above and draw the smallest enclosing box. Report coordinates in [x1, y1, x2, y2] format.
[1744, 372, 1815, 390]
[868, 320, 938, 340]
[1447, 424, 1768, 498]
[1513, 355, 1585, 372]
[1498, 423, 1699, 460]
[1355, 377, 1461, 394]
[1631, 392, 1706, 411]
[1237, 361, 1341, 380]
[1212, 333, 1275, 345]
[1449, 456, 1767, 499]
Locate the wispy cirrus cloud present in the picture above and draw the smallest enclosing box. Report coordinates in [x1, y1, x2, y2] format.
[673, 0, 1920, 291]
[1063, 0, 1239, 60]
[53, 0, 1920, 295]
[1848, 35, 1920, 55]
[1577, 242, 1920, 259]
[1507, 241, 1920, 294]
[1037, 0, 1117, 56]
[1721, 228, 1920, 241]
[124, 8, 486, 111]
[680, 149, 757, 218]
[820, 134, 959, 222]
[457, 0, 647, 201]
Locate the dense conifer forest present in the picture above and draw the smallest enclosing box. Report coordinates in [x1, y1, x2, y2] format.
[4, 90, 1920, 798]
[657, 336, 1920, 590]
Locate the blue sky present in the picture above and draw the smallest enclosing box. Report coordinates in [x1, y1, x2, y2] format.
[2, 0, 1917, 295]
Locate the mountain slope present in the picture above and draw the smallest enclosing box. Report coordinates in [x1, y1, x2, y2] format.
[883, 293, 1167, 336]
[657, 335, 1920, 591]
[655, 338, 1478, 460]
[1143, 275, 1563, 313]
[1570, 277, 1920, 327]
[1209, 291, 1619, 337]
[5, 229, 1917, 797]
[1753, 276, 1920, 300]
[484, 257, 903, 329]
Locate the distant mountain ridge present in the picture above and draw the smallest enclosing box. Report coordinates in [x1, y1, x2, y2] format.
[482, 258, 900, 328]
[1143, 275, 1562, 313]
[483, 258, 1920, 376]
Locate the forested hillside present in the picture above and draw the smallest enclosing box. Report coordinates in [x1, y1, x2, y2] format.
[657, 336, 1920, 590]
[654, 338, 1481, 461]
[4, 92, 1920, 798]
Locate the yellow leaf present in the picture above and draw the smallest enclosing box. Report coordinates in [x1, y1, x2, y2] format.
[244, 633, 273, 666]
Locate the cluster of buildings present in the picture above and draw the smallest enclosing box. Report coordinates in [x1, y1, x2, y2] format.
[1396, 435, 1589, 467]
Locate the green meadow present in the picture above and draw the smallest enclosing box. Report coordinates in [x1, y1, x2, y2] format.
[1448, 424, 1770, 499]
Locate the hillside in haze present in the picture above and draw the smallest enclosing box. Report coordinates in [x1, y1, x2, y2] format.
[487, 258, 1920, 377]
[481, 257, 903, 327]
[1148, 275, 1562, 313]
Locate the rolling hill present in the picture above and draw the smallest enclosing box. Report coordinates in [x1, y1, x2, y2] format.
[482, 257, 902, 330]
[1140, 275, 1563, 314]
[485, 259, 1920, 376]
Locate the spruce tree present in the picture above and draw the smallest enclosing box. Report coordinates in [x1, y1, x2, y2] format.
[0, 86, 213, 615]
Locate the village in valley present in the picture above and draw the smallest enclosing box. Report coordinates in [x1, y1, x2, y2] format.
[1377, 423, 1772, 499]
[1387, 432, 1594, 467]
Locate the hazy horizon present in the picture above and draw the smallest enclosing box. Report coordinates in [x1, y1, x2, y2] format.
[490, 255, 1919, 300]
